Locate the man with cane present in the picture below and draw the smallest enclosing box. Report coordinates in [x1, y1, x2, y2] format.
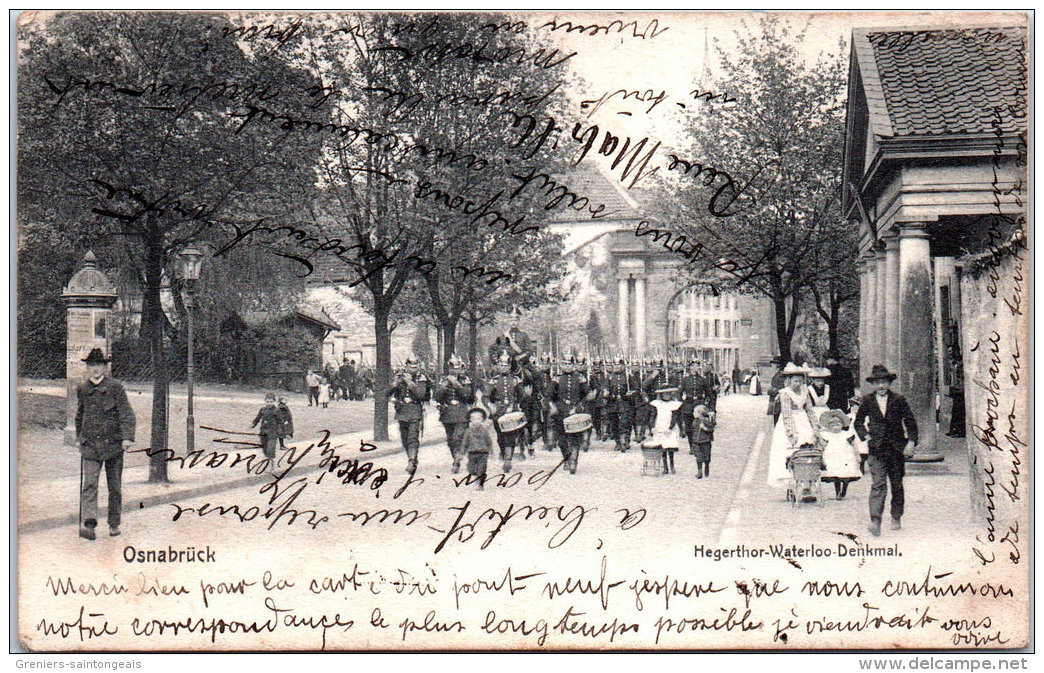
[76, 348, 135, 540]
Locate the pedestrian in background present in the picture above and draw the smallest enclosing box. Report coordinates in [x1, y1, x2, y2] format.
[305, 369, 321, 406]
[318, 377, 331, 408]
[76, 348, 135, 540]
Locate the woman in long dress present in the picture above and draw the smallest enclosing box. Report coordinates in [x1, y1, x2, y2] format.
[766, 363, 819, 490]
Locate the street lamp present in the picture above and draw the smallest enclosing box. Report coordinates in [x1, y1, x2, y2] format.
[178, 245, 204, 453]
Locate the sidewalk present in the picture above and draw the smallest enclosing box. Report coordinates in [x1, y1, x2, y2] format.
[17, 408, 448, 535]
[718, 420, 974, 556]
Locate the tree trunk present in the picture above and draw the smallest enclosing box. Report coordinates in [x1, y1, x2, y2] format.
[827, 306, 840, 355]
[467, 317, 479, 381]
[144, 241, 170, 483]
[772, 295, 793, 363]
[441, 316, 460, 375]
[373, 301, 392, 442]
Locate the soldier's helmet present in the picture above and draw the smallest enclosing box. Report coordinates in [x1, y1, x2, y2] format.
[448, 353, 466, 373]
[614, 359, 625, 372]
[495, 352, 511, 374]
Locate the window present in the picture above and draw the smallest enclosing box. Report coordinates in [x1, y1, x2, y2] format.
[735, 320, 740, 334]
[714, 295, 721, 308]
[714, 319, 720, 337]
[703, 319, 709, 337]
[684, 320, 691, 339]
[724, 321, 731, 338]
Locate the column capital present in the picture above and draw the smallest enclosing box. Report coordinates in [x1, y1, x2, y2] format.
[897, 222, 931, 238]
[884, 234, 901, 250]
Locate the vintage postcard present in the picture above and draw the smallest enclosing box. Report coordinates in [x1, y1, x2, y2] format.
[15, 10, 1029, 651]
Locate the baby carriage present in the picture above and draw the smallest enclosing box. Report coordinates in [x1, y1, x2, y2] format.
[786, 444, 826, 507]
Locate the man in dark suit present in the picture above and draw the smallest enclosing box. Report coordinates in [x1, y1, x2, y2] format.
[853, 364, 918, 537]
[76, 348, 135, 540]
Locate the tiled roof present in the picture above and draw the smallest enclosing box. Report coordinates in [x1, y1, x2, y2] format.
[860, 26, 1027, 137]
[241, 305, 341, 331]
[545, 162, 643, 223]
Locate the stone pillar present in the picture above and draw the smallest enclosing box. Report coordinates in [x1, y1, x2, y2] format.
[617, 276, 629, 352]
[884, 235, 901, 371]
[862, 254, 878, 382]
[61, 251, 119, 445]
[898, 224, 940, 460]
[634, 275, 647, 355]
[875, 247, 888, 370]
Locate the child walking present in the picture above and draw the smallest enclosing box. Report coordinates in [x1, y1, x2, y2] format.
[251, 393, 281, 472]
[819, 409, 862, 500]
[461, 407, 495, 490]
[692, 403, 717, 479]
[644, 386, 683, 474]
[276, 396, 294, 449]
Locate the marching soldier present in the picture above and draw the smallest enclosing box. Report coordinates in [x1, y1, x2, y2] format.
[588, 359, 610, 442]
[435, 354, 476, 474]
[389, 357, 431, 475]
[701, 360, 720, 412]
[536, 354, 557, 451]
[605, 359, 639, 453]
[679, 360, 703, 453]
[488, 352, 526, 472]
[635, 359, 662, 444]
[551, 357, 589, 474]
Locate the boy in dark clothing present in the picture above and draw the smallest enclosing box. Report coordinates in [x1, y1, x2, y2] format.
[276, 396, 294, 449]
[460, 407, 495, 490]
[252, 393, 281, 471]
[692, 404, 717, 479]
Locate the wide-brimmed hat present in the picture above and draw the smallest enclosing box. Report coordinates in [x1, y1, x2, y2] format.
[866, 364, 897, 383]
[655, 386, 678, 395]
[818, 409, 849, 430]
[808, 367, 832, 378]
[780, 362, 808, 377]
[82, 348, 110, 364]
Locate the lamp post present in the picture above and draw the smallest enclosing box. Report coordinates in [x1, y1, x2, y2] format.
[178, 245, 204, 453]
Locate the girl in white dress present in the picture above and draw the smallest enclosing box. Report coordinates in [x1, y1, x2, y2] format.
[644, 387, 683, 474]
[766, 363, 819, 490]
[818, 410, 862, 500]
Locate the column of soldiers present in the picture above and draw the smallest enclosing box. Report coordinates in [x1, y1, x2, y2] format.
[389, 340, 722, 476]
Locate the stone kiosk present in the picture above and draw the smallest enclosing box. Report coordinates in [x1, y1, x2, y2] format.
[61, 251, 118, 445]
[843, 26, 1027, 462]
